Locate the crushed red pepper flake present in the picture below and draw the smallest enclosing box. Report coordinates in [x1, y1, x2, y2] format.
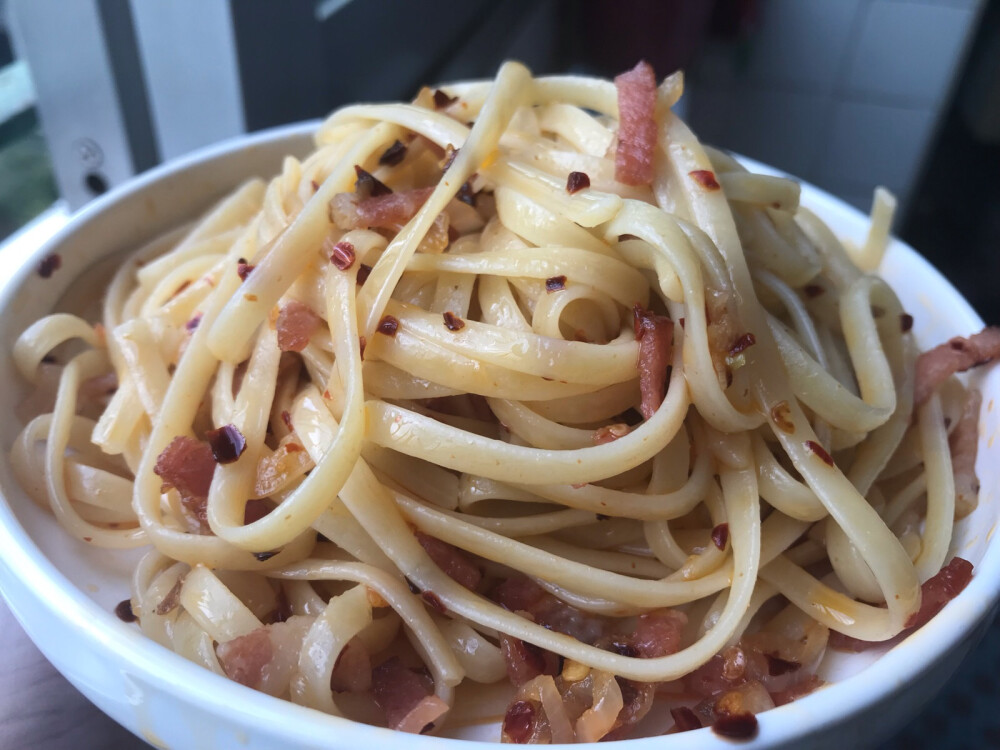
[311, 179, 320, 192]
[378, 139, 408, 167]
[377, 315, 400, 337]
[729, 332, 756, 357]
[711, 522, 729, 550]
[770, 401, 795, 434]
[443, 311, 465, 331]
[712, 712, 758, 739]
[281, 410, 293, 431]
[566, 171, 591, 194]
[689, 169, 721, 191]
[421, 590, 447, 614]
[545, 275, 567, 292]
[237, 259, 255, 281]
[329, 240, 356, 270]
[185, 314, 203, 332]
[206, 424, 247, 464]
[115, 599, 137, 623]
[901, 313, 914, 332]
[433, 89, 457, 109]
[356, 263, 373, 286]
[359, 336, 367, 360]
[353, 165, 392, 197]
[805, 440, 834, 467]
[38, 253, 62, 278]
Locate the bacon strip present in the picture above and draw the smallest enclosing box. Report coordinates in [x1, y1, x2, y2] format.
[829, 557, 974, 651]
[914, 327, 1000, 405]
[416, 532, 482, 590]
[949, 389, 982, 519]
[614, 61, 657, 186]
[217, 628, 271, 687]
[329, 187, 434, 230]
[276, 301, 321, 352]
[372, 657, 437, 731]
[634, 304, 674, 420]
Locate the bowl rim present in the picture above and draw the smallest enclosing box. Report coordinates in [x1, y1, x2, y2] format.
[0, 122, 997, 749]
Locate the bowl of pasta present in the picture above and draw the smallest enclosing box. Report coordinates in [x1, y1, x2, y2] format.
[0, 61, 998, 750]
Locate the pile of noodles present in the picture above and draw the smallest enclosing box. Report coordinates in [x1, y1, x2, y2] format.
[10, 61, 985, 742]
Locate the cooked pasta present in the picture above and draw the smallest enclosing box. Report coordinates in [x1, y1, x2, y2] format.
[11, 61, 989, 742]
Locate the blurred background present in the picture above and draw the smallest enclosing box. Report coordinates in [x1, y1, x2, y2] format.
[0, 0, 997, 319]
[0, 1, 997, 748]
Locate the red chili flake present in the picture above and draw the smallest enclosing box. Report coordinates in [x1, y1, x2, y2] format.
[254, 550, 279, 562]
[765, 653, 802, 676]
[805, 440, 834, 467]
[443, 311, 465, 331]
[670, 706, 702, 733]
[689, 169, 721, 191]
[280, 410, 293, 431]
[545, 275, 567, 292]
[154, 579, 183, 615]
[172, 280, 191, 298]
[378, 139, 408, 167]
[356, 263, 373, 286]
[729, 333, 756, 357]
[678, 317, 686, 329]
[712, 712, 758, 739]
[804, 284, 825, 298]
[114, 599, 137, 623]
[354, 165, 392, 197]
[456, 180, 477, 206]
[502, 700, 537, 743]
[38, 253, 62, 278]
[421, 590, 447, 614]
[566, 171, 591, 194]
[311, 179, 320, 192]
[901, 313, 914, 332]
[359, 336, 367, 360]
[433, 89, 458, 108]
[206, 424, 247, 464]
[237, 259, 255, 281]
[83, 536, 93, 542]
[329, 240, 356, 271]
[770, 401, 795, 434]
[185, 313, 203, 332]
[711, 523, 729, 550]
[377, 315, 400, 337]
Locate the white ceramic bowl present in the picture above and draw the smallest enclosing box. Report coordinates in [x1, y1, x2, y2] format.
[0, 122, 997, 750]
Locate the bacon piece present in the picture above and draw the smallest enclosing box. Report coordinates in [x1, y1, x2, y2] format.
[906, 557, 974, 629]
[614, 61, 657, 186]
[502, 699, 542, 744]
[329, 187, 434, 230]
[330, 637, 372, 693]
[372, 657, 435, 731]
[628, 609, 686, 658]
[155, 436, 216, 498]
[499, 634, 560, 686]
[217, 627, 272, 688]
[914, 327, 1000, 405]
[633, 304, 674, 420]
[276, 300, 321, 352]
[493, 575, 610, 645]
[416, 532, 482, 590]
[950, 389, 982, 519]
[830, 557, 974, 650]
[593, 423, 630, 445]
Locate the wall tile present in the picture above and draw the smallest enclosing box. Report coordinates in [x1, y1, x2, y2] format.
[846, 1, 976, 105]
[743, 0, 863, 93]
[818, 100, 935, 197]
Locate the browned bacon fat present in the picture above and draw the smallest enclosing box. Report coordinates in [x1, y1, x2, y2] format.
[914, 327, 1000, 405]
[633, 304, 674, 420]
[276, 301, 321, 353]
[329, 187, 434, 230]
[614, 61, 657, 186]
[154, 436, 215, 499]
